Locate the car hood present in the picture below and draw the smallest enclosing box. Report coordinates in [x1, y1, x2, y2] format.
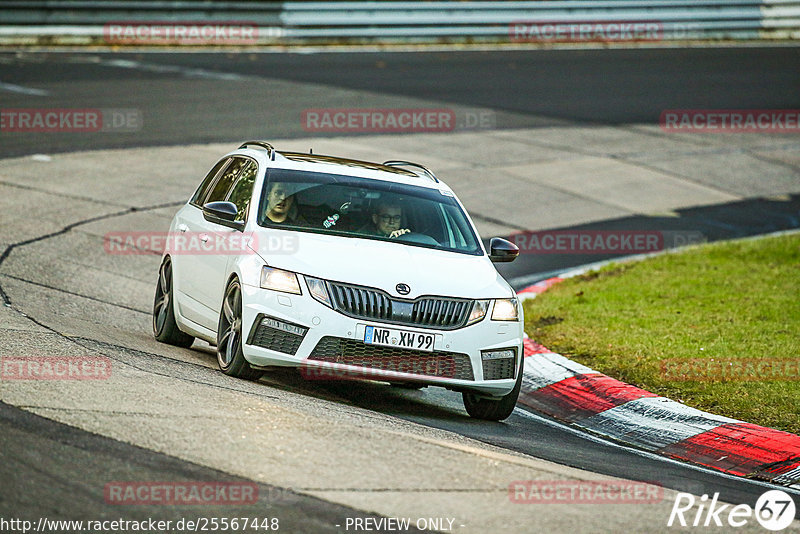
[250, 229, 512, 300]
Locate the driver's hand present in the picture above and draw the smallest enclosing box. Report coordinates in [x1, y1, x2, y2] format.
[389, 228, 411, 239]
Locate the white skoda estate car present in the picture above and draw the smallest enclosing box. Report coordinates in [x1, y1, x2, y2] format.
[153, 141, 524, 420]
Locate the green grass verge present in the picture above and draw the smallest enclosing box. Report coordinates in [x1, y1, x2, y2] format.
[523, 232, 800, 435]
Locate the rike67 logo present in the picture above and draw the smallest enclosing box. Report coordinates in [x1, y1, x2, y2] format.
[668, 490, 796, 531]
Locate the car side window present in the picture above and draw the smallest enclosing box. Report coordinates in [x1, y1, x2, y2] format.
[191, 157, 230, 206]
[205, 157, 249, 204]
[225, 160, 257, 222]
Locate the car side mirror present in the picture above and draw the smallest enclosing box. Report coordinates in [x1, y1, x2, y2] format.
[202, 201, 244, 231]
[489, 237, 519, 263]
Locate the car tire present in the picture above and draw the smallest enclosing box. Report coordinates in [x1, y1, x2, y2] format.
[462, 354, 523, 421]
[217, 278, 263, 381]
[153, 257, 195, 348]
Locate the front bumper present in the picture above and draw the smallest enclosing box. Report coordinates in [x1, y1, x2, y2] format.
[239, 281, 523, 397]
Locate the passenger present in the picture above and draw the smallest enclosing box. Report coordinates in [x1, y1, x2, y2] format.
[364, 201, 411, 239]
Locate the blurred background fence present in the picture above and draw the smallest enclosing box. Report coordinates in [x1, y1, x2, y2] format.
[0, 0, 798, 44]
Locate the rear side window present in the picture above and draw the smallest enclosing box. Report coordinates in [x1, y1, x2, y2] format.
[191, 157, 230, 206]
[226, 161, 258, 221]
[205, 157, 250, 204]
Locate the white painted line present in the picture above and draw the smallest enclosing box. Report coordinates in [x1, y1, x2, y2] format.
[0, 81, 49, 96]
[96, 58, 246, 81]
[575, 396, 741, 451]
[513, 406, 800, 496]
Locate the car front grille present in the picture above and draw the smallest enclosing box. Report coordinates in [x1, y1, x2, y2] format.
[247, 315, 307, 355]
[327, 281, 472, 330]
[307, 336, 474, 381]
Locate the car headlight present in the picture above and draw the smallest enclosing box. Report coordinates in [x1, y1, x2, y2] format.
[491, 298, 519, 321]
[260, 266, 301, 295]
[467, 300, 490, 325]
[305, 276, 332, 307]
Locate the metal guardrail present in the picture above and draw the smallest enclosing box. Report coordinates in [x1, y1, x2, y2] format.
[0, 1, 283, 25]
[0, 0, 797, 44]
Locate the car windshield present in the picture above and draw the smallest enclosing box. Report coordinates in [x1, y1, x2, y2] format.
[257, 168, 482, 255]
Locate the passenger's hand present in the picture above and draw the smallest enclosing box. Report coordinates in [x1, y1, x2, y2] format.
[389, 228, 411, 239]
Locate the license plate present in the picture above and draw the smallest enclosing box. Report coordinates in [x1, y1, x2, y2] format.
[364, 326, 435, 352]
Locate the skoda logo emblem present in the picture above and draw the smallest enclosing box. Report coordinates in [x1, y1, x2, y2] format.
[396, 283, 411, 295]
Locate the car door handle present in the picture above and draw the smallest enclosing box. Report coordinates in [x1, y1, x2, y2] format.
[177, 224, 188, 233]
[199, 233, 209, 243]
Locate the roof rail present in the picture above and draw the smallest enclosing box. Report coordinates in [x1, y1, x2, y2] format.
[382, 160, 439, 183]
[238, 140, 276, 160]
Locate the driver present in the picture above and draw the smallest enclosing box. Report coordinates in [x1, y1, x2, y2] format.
[367, 201, 411, 239]
[264, 182, 311, 227]
[265, 182, 295, 223]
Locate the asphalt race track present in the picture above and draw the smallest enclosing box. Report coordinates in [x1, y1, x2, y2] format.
[3, 47, 800, 155]
[1, 47, 799, 532]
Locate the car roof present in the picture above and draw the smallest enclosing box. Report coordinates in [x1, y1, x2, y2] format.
[280, 152, 418, 177]
[231, 141, 452, 192]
